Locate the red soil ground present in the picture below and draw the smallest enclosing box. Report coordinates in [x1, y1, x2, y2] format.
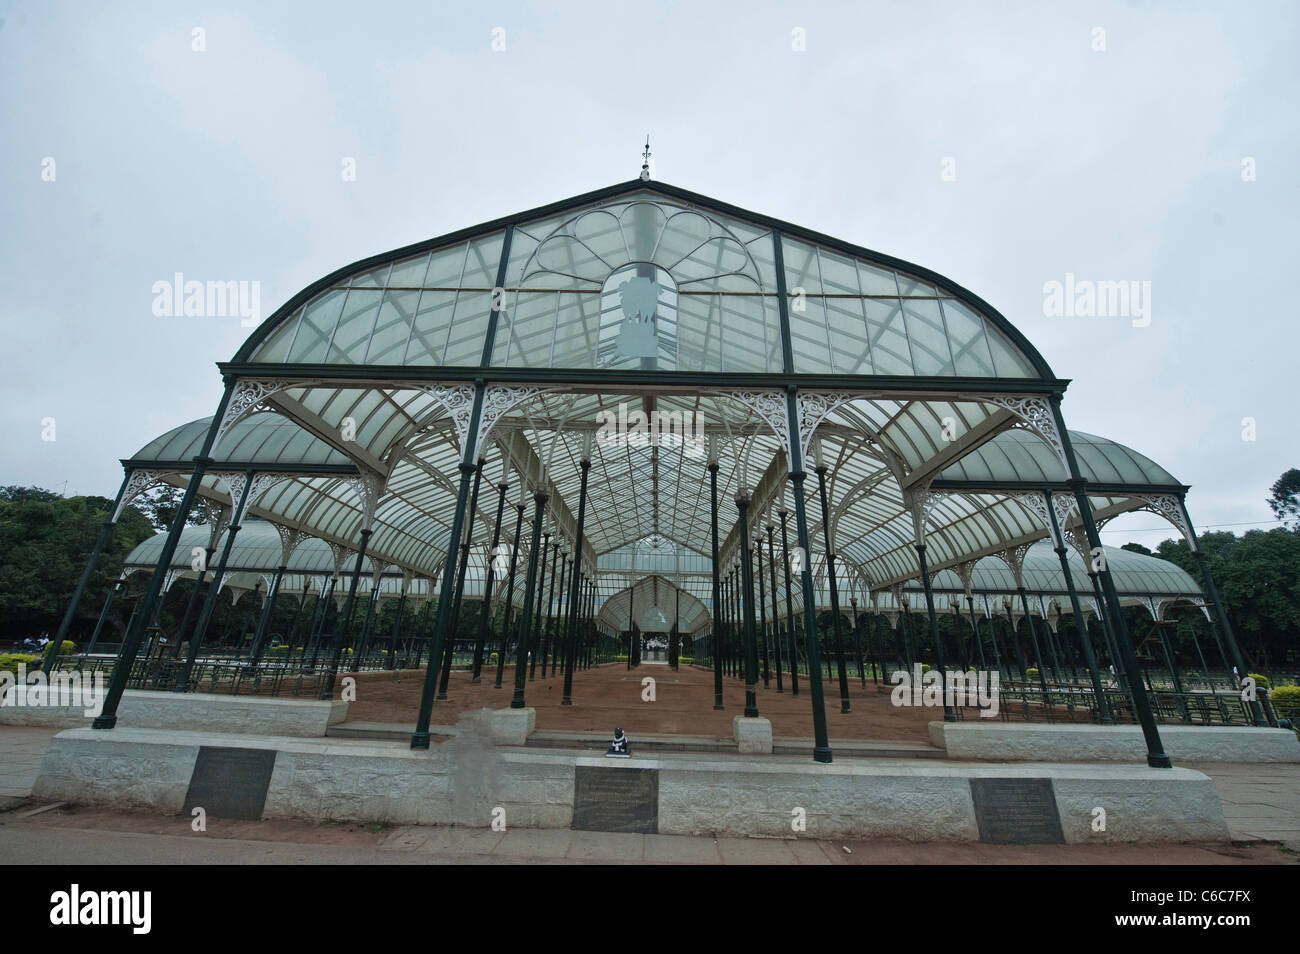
[347, 662, 945, 744]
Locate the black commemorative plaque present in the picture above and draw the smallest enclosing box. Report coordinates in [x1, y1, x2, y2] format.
[970, 777, 1065, 845]
[571, 766, 659, 834]
[182, 746, 278, 820]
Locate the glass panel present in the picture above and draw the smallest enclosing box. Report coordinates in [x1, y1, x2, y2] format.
[502, 290, 560, 368]
[403, 290, 456, 365]
[902, 299, 955, 375]
[426, 243, 469, 288]
[387, 253, 430, 288]
[365, 289, 418, 364]
[896, 272, 936, 296]
[825, 296, 871, 373]
[326, 289, 383, 364]
[940, 300, 996, 376]
[252, 308, 301, 363]
[985, 321, 1037, 377]
[858, 262, 900, 296]
[443, 291, 492, 366]
[350, 264, 390, 288]
[551, 292, 599, 367]
[862, 298, 913, 374]
[719, 294, 771, 372]
[287, 288, 346, 363]
[790, 296, 833, 374]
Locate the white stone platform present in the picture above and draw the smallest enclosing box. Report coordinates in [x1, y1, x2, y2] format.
[33, 726, 1231, 843]
[0, 688, 347, 737]
[929, 721, 1300, 763]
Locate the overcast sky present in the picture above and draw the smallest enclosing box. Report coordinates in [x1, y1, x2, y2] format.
[2, 0, 1295, 551]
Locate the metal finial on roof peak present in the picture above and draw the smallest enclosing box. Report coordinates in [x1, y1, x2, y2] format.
[640, 136, 652, 181]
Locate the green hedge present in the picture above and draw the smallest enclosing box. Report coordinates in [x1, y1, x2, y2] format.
[679, 656, 693, 665]
[0, 654, 39, 677]
[1269, 685, 1300, 720]
[1026, 667, 1040, 679]
[1249, 672, 1270, 689]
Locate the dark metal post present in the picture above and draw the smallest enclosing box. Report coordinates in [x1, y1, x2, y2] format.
[472, 479, 508, 682]
[495, 498, 525, 689]
[815, 462, 851, 713]
[439, 459, 484, 699]
[916, 544, 955, 721]
[766, 525, 784, 692]
[509, 486, 548, 709]
[562, 457, 591, 705]
[709, 461, 724, 709]
[780, 511, 798, 696]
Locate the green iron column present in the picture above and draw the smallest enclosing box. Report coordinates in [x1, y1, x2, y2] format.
[965, 595, 987, 671]
[509, 485, 548, 710]
[709, 460, 724, 709]
[530, 535, 554, 681]
[815, 460, 851, 714]
[472, 478, 509, 682]
[1050, 397, 1169, 768]
[47, 470, 133, 673]
[495, 497, 526, 689]
[850, 596, 866, 687]
[412, 381, 488, 748]
[250, 564, 286, 665]
[755, 536, 770, 689]
[323, 529, 370, 699]
[780, 511, 799, 696]
[181, 471, 256, 689]
[86, 578, 126, 657]
[916, 544, 955, 722]
[562, 455, 592, 707]
[387, 589, 407, 671]
[95, 378, 235, 729]
[767, 525, 784, 692]
[547, 553, 567, 679]
[440, 458, 485, 699]
[735, 491, 760, 717]
[786, 431, 831, 760]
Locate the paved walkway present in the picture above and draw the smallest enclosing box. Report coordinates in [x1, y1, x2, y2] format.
[4, 725, 1297, 862]
[0, 726, 59, 809]
[1183, 760, 1300, 848]
[0, 817, 1286, 864]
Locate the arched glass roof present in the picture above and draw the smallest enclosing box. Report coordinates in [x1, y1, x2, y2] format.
[235, 181, 1052, 380]
[113, 179, 1211, 640]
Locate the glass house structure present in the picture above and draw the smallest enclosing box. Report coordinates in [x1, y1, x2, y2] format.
[64, 179, 1252, 765]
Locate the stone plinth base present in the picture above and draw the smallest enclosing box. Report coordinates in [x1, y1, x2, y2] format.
[733, 715, 773, 754]
[492, 707, 536, 746]
[929, 722, 1300, 763]
[0, 687, 347, 737]
[33, 728, 1231, 842]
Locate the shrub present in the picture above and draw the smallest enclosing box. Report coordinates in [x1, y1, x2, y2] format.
[1249, 672, 1270, 689]
[679, 656, 693, 665]
[489, 653, 499, 663]
[59, 640, 74, 654]
[920, 664, 931, 673]
[1026, 667, 1040, 679]
[0, 654, 39, 677]
[1269, 685, 1300, 720]
[267, 644, 290, 656]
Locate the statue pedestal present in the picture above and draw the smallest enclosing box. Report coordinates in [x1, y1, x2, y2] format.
[492, 707, 536, 746]
[733, 715, 773, 754]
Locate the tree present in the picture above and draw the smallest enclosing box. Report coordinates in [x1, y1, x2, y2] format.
[1267, 468, 1300, 531]
[1121, 542, 1153, 556]
[131, 484, 218, 532]
[0, 487, 154, 640]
